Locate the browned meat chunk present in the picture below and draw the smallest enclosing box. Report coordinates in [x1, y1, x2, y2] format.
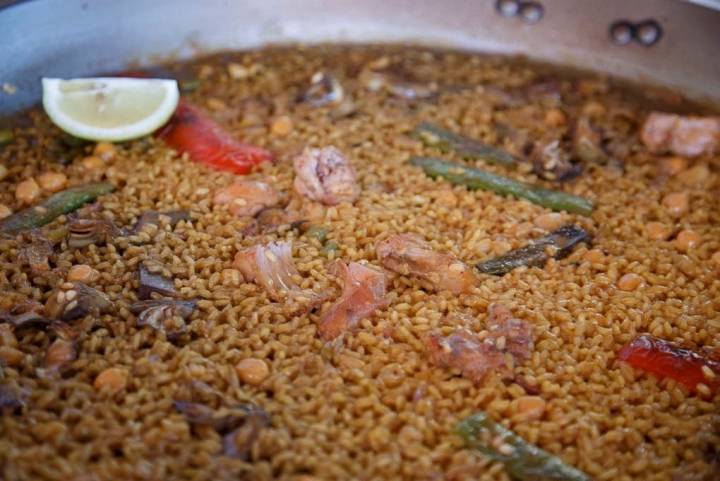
[233, 241, 322, 306]
[376, 233, 478, 294]
[641, 112, 720, 157]
[293, 147, 360, 205]
[318, 261, 387, 341]
[425, 304, 533, 384]
[213, 180, 280, 217]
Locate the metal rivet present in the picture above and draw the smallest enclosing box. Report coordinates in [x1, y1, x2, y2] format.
[496, 0, 520, 18]
[609, 21, 635, 46]
[636, 20, 662, 46]
[518, 2, 544, 24]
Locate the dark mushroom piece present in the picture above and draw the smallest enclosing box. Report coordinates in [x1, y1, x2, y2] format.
[0, 383, 25, 413]
[299, 72, 344, 107]
[130, 299, 196, 339]
[360, 68, 436, 100]
[530, 138, 583, 182]
[138, 263, 178, 300]
[174, 401, 270, 460]
[44, 282, 112, 322]
[0, 310, 51, 330]
[67, 215, 120, 249]
[573, 116, 609, 164]
[125, 210, 191, 235]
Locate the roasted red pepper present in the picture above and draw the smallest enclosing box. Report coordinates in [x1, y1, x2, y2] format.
[618, 335, 720, 394]
[157, 100, 273, 174]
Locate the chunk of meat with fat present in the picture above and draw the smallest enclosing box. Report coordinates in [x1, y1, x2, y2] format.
[486, 303, 534, 361]
[233, 241, 321, 306]
[425, 303, 533, 385]
[376, 233, 478, 294]
[641, 112, 720, 157]
[318, 261, 387, 341]
[213, 180, 280, 217]
[293, 147, 360, 205]
[426, 329, 508, 384]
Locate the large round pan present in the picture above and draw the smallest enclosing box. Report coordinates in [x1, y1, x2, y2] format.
[1, 0, 719, 115]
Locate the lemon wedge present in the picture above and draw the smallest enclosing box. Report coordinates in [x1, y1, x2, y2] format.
[42, 77, 179, 141]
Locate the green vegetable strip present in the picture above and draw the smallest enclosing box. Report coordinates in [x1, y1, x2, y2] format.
[412, 122, 516, 167]
[456, 412, 591, 481]
[0, 183, 115, 235]
[410, 156, 593, 216]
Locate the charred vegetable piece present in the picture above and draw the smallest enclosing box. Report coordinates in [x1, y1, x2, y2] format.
[0, 183, 115, 235]
[476, 225, 590, 275]
[157, 100, 273, 174]
[0, 311, 50, 330]
[130, 299, 197, 339]
[138, 263, 178, 300]
[44, 282, 112, 322]
[413, 123, 516, 167]
[175, 401, 270, 460]
[410, 156, 593, 216]
[456, 412, 591, 481]
[618, 335, 720, 394]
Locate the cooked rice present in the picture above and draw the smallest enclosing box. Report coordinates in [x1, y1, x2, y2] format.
[0, 45, 718, 481]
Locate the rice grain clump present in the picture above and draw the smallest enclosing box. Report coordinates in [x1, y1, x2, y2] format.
[0, 45, 719, 481]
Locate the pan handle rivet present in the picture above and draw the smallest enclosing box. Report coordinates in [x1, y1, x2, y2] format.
[519, 2, 544, 24]
[496, 0, 520, 18]
[609, 21, 635, 45]
[636, 20, 662, 46]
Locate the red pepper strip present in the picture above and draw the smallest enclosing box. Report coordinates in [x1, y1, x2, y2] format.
[618, 335, 720, 393]
[157, 100, 273, 174]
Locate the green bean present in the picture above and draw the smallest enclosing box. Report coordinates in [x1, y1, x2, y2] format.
[412, 122, 515, 167]
[456, 412, 591, 481]
[410, 156, 593, 216]
[0, 183, 115, 235]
